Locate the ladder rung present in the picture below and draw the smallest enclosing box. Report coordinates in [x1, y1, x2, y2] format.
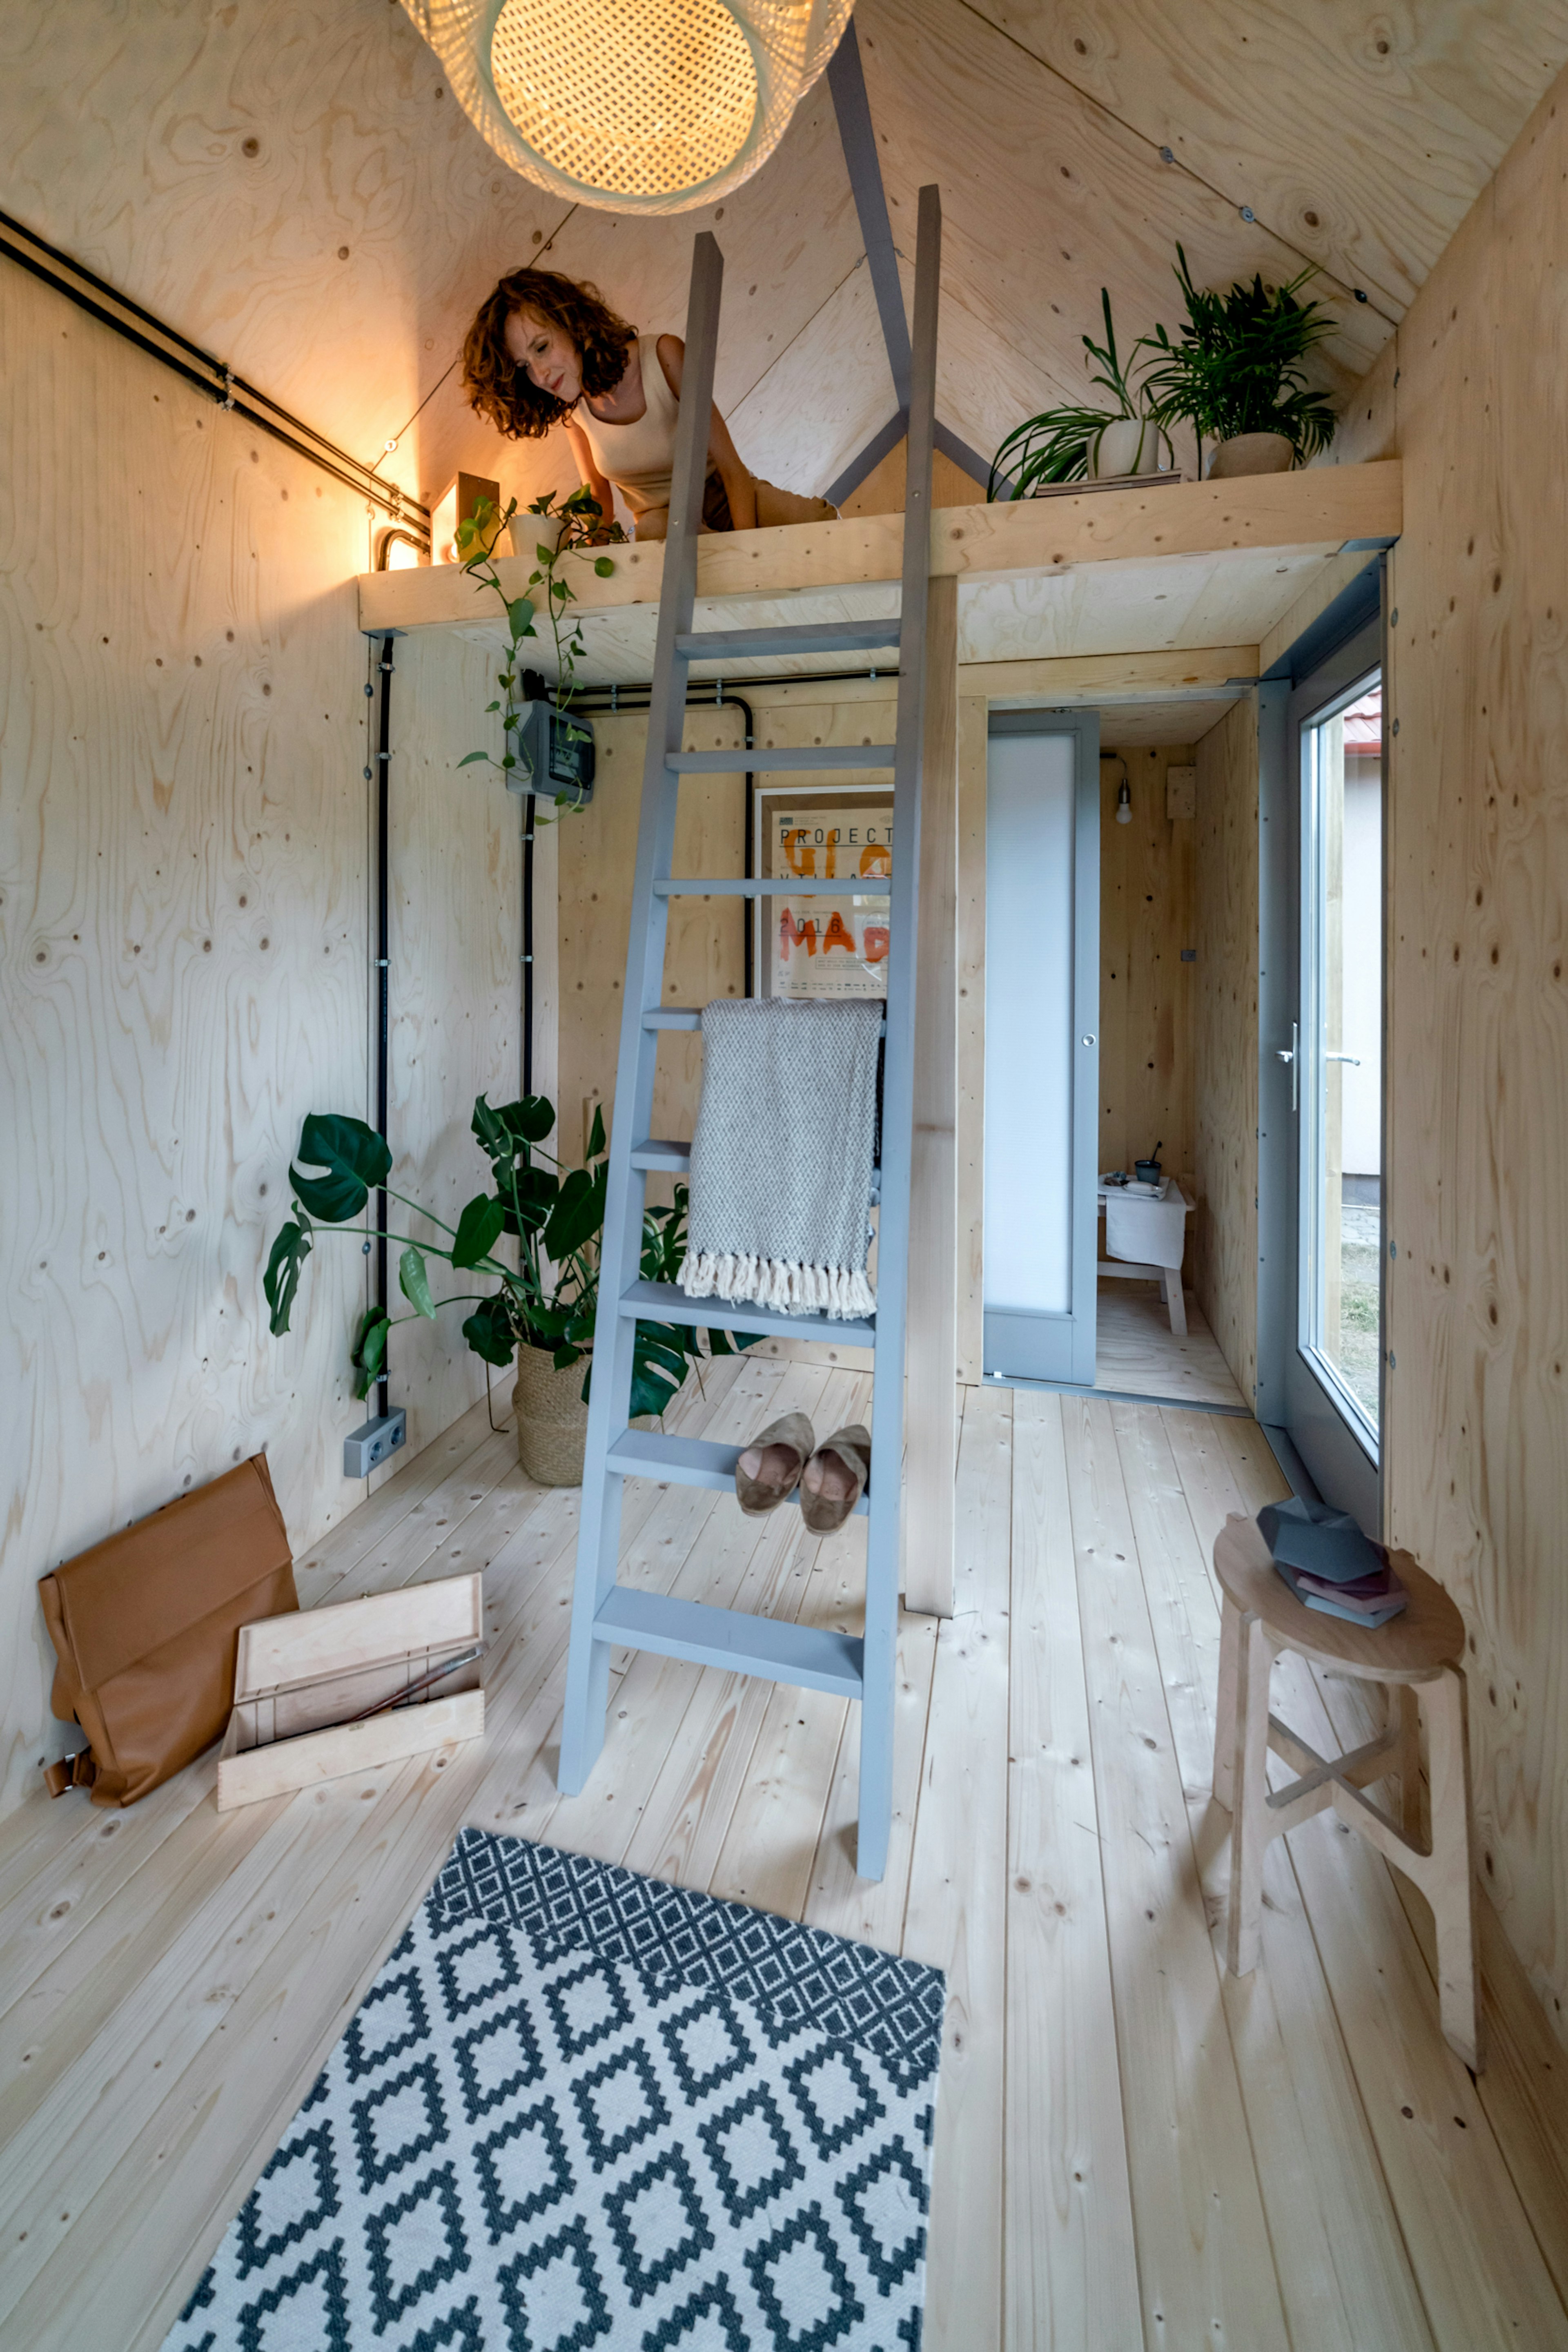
[654, 876, 882, 898]
[606, 1429, 870, 1514]
[675, 620, 902, 660]
[593, 1586, 865, 1699]
[667, 745, 896, 774]
[643, 1006, 888, 1037]
[629, 1137, 690, 1171]
[620, 1278, 876, 1348]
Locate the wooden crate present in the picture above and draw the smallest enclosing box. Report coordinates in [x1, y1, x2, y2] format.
[216, 1573, 485, 1811]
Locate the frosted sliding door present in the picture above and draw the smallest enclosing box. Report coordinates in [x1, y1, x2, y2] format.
[982, 714, 1099, 1383]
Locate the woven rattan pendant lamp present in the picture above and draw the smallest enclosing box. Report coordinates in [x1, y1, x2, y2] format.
[401, 0, 855, 214]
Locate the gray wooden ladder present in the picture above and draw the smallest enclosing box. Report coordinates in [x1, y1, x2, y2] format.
[557, 185, 942, 1881]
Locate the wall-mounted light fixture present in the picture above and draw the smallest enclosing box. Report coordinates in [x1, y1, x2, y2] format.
[402, 0, 855, 213]
[1116, 776, 1132, 825]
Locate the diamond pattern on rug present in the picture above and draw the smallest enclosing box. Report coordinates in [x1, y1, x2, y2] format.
[160, 1834, 943, 2352]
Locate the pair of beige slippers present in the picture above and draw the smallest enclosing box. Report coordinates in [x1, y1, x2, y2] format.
[734, 1413, 871, 1532]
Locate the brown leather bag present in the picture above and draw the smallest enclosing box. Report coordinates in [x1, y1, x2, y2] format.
[38, 1454, 298, 1806]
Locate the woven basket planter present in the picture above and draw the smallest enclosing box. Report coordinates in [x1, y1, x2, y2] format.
[512, 1344, 589, 1487]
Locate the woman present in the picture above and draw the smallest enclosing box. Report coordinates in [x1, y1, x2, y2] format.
[463, 266, 836, 541]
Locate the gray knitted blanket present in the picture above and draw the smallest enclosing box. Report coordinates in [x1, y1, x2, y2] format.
[679, 997, 881, 1319]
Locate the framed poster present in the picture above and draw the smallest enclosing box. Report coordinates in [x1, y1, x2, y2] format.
[752, 786, 893, 1000]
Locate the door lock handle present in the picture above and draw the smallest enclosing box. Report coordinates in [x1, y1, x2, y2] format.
[1276, 1021, 1299, 1111]
[1275, 1047, 1295, 1063]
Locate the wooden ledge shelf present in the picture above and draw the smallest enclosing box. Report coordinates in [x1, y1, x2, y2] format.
[358, 461, 1401, 653]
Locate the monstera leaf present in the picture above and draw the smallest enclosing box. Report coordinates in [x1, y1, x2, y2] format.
[461, 1294, 517, 1369]
[263, 1219, 312, 1335]
[452, 1193, 507, 1271]
[472, 1092, 554, 1160]
[351, 1306, 392, 1401]
[290, 1114, 391, 1224]
[543, 1162, 607, 1262]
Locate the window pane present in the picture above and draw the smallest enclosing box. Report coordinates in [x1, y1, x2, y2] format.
[1301, 680, 1382, 1446]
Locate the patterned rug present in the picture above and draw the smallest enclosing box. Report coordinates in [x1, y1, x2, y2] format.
[162, 1829, 945, 2351]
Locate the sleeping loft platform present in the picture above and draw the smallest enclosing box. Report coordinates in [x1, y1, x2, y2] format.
[358, 461, 1402, 740]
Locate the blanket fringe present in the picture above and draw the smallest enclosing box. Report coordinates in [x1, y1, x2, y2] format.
[679, 1252, 876, 1322]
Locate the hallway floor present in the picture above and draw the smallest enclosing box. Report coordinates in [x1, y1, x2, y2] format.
[1, 1354, 1564, 2350]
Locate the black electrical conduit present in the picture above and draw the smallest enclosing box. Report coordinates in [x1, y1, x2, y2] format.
[0, 205, 431, 540]
[363, 654, 897, 1406]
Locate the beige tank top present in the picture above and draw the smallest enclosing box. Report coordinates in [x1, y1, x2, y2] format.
[569, 334, 681, 524]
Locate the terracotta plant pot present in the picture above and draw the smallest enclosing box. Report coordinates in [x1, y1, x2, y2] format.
[512, 1343, 589, 1486]
[1207, 432, 1295, 479]
[1091, 417, 1166, 479]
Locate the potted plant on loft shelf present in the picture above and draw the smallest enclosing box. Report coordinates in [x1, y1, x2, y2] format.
[988, 288, 1172, 497]
[454, 487, 625, 809]
[262, 1097, 756, 1486]
[1139, 244, 1339, 478]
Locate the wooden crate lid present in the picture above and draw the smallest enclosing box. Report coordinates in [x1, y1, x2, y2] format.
[234, 1572, 482, 1703]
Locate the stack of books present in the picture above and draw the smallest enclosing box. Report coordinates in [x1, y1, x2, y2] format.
[1257, 1497, 1407, 1627]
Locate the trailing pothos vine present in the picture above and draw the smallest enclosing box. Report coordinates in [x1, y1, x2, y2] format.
[454, 487, 626, 800]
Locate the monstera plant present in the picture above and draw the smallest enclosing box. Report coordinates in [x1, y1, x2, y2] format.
[263, 1095, 752, 1420]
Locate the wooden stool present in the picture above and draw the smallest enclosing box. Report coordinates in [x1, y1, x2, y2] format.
[1212, 1512, 1483, 2073]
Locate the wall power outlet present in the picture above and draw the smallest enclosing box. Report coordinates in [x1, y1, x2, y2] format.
[343, 1409, 406, 1479]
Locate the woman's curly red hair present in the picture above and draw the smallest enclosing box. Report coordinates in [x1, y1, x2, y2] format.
[463, 267, 637, 440]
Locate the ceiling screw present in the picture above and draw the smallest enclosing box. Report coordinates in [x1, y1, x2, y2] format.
[1159, 146, 1174, 163]
[1239, 205, 1254, 222]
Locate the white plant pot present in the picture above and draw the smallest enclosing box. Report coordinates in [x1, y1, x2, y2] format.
[1207, 432, 1295, 479]
[509, 510, 567, 560]
[1090, 418, 1165, 479]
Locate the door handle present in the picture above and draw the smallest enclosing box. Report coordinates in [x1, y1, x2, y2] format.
[1275, 1021, 1298, 1111]
[1326, 1051, 1361, 1065]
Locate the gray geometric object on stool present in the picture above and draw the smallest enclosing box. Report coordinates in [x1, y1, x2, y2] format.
[1211, 1512, 1483, 2073]
[1257, 1495, 1385, 1584]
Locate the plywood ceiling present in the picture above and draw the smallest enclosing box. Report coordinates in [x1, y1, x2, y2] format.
[3, 0, 1566, 509]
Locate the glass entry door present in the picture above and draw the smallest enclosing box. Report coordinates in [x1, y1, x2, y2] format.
[1299, 677, 1384, 1447]
[1259, 607, 1385, 1532]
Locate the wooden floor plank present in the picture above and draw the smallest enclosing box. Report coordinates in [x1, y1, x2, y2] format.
[8, 1368, 1568, 2352]
[506, 1356, 825, 1866]
[1115, 1400, 1434, 2352]
[1062, 1393, 1292, 2352]
[905, 1382, 1011, 2352]
[0, 1422, 525, 1946]
[1200, 1414, 1568, 2309]
[1094, 1283, 1247, 1409]
[803, 1599, 935, 1957]
[0, 1478, 586, 2336]
[19, 1488, 589, 2352]
[1006, 1391, 1143, 2352]
[293, 1399, 508, 1601]
[1166, 1410, 1568, 2350]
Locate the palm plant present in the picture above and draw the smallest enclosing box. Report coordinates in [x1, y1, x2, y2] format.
[1138, 245, 1338, 468]
[989, 287, 1169, 497]
[263, 1095, 754, 1422]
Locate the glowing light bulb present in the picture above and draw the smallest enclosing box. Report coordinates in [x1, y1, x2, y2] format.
[1116, 779, 1133, 825]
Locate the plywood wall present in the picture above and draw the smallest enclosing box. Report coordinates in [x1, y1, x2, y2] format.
[0, 264, 516, 1816]
[1098, 744, 1197, 1185]
[381, 631, 523, 1440]
[1192, 697, 1259, 1404]
[1374, 65, 1568, 2042]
